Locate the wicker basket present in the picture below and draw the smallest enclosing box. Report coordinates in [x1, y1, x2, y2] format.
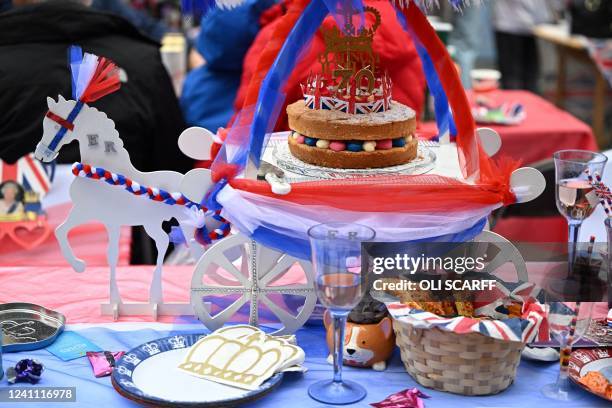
[393, 319, 525, 396]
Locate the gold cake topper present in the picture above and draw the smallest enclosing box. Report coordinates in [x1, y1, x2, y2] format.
[319, 6, 382, 93]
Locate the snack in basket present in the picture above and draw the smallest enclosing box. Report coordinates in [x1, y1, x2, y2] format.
[382, 278, 478, 318]
[286, 6, 418, 169]
[177, 325, 305, 390]
[454, 301, 475, 318]
[578, 371, 612, 399]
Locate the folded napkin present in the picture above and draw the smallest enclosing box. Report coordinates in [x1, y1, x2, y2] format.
[178, 325, 305, 390]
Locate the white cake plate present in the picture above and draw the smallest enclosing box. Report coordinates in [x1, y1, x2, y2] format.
[272, 142, 436, 179]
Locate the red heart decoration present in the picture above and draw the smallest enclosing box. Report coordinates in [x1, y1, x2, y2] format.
[2, 220, 52, 250]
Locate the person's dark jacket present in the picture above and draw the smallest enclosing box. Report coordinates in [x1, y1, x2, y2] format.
[0, 1, 191, 173]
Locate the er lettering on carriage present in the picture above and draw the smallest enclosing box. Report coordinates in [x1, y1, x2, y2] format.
[105, 141, 117, 153]
[87, 134, 99, 146]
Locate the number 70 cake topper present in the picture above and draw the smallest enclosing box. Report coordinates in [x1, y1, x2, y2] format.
[35, 46, 227, 320]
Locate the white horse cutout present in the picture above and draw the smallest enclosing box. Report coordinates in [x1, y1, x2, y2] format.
[35, 95, 218, 318]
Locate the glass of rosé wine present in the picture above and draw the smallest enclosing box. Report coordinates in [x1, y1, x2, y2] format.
[307, 223, 375, 405]
[554, 150, 607, 273]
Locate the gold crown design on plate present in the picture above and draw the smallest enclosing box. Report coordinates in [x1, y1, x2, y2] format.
[178, 325, 305, 390]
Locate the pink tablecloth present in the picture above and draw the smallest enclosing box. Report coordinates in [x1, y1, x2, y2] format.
[0, 265, 192, 323]
[0, 264, 307, 324]
[419, 89, 598, 165]
[1, 264, 607, 325]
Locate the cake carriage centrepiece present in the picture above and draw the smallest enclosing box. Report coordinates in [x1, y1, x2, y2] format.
[35, 0, 546, 335]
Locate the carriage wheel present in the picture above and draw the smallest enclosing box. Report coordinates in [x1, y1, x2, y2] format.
[190, 233, 316, 335]
[472, 230, 527, 281]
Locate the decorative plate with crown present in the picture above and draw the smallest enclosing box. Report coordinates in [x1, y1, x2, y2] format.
[111, 334, 283, 407]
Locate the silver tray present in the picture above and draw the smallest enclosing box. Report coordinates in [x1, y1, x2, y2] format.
[273, 142, 436, 179]
[0, 303, 65, 352]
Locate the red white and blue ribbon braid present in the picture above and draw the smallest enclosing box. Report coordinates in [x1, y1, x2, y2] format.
[71, 162, 231, 244]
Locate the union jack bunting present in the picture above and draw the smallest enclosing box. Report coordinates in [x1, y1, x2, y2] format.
[0, 153, 53, 197]
[301, 71, 393, 115]
[587, 39, 612, 87]
[355, 97, 389, 114]
[304, 95, 391, 114]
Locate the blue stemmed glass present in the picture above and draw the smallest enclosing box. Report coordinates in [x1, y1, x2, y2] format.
[307, 223, 376, 405]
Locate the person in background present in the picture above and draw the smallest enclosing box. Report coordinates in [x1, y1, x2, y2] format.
[449, 3, 486, 89]
[0, 0, 191, 263]
[232, 0, 426, 131]
[180, 0, 276, 132]
[1, 0, 171, 42]
[492, 0, 561, 92]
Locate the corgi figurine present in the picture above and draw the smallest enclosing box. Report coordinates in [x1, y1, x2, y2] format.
[324, 311, 395, 371]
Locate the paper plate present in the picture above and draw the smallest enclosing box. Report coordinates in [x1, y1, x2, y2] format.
[273, 143, 436, 179]
[568, 348, 612, 401]
[111, 334, 283, 407]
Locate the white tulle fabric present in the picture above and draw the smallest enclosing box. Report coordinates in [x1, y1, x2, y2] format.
[217, 184, 500, 242]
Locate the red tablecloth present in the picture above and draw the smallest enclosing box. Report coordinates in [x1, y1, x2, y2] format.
[421, 90, 598, 242]
[419, 89, 598, 165]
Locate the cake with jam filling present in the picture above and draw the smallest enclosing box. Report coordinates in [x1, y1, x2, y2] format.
[285, 6, 418, 169]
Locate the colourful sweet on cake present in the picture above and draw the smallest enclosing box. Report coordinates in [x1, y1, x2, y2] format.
[286, 6, 418, 169]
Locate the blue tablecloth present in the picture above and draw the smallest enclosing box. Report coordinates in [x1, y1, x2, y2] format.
[2, 324, 609, 408]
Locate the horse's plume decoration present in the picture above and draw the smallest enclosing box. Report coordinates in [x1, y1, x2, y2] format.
[36, 46, 121, 162]
[68, 45, 121, 103]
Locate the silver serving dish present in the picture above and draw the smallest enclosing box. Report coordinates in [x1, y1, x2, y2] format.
[0, 303, 65, 352]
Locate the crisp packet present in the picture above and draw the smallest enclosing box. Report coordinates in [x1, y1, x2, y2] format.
[86, 351, 125, 378]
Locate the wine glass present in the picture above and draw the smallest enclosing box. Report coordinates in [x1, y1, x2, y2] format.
[307, 223, 375, 405]
[554, 150, 607, 274]
[542, 301, 594, 400]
